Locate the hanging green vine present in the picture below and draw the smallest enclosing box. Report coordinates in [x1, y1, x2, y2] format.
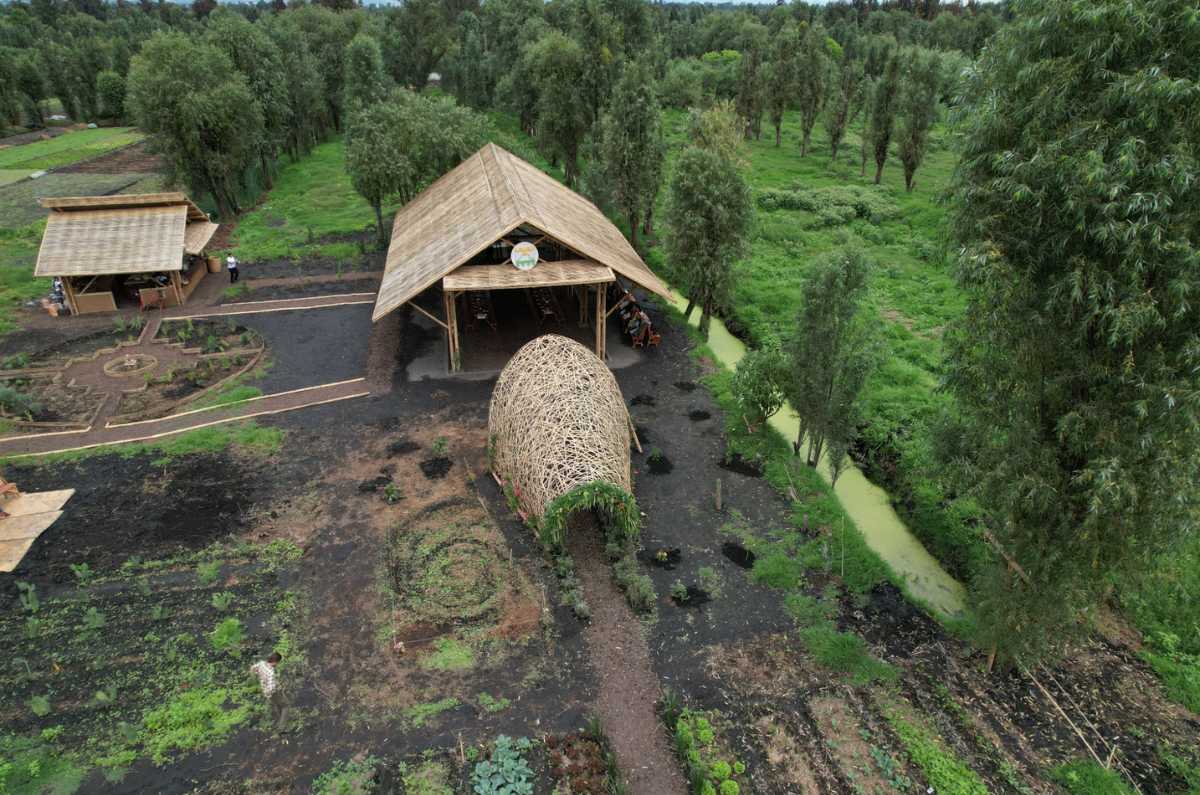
[539, 480, 641, 549]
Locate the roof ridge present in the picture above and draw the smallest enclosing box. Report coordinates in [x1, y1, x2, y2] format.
[491, 145, 544, 229]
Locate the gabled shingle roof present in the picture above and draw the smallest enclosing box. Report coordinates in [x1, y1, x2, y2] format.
[372, 143, 671, 321]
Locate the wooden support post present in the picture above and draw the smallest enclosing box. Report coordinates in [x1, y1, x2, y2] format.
[170, 271, 184, 307]
[444, 290, 461, 371]
[594, 284, 607, 361]
[714, 478, 722, 512]
[577, 285, 588, 327]
[62, 278, 79, 316]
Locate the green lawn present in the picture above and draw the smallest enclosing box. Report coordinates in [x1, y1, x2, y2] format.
[229, 138, 384, 262]
[0, 127, 142, 172]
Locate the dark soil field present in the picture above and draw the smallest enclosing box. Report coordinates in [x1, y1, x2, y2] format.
[1, 300, 1197, 794]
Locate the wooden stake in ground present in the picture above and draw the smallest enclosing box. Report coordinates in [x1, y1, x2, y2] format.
[714, 478, 722, 512]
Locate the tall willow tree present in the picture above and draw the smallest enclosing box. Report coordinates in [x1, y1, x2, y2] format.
[794, 22, 829, 157]
[127, 32, 263, 219]
[599, 61, 664, 249]
[824, 38, 863, 162]
[343, 33, 391, 113]
[784, 248, 875, 475]
[763, 22, 799, 147]
[664, 145, 752, 339]
[943, 0, 1200, 664]
[867, 51, 900, 184]
[895, 46, 940, 191]
[529, 30, 589, 186]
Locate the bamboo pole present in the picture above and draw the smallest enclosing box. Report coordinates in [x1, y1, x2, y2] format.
[595, 284, 607, 360]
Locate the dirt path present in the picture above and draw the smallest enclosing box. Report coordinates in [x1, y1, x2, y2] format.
[168, 292, 376, 319]
[239, 271, 381, 289]
[569, 528, 688, 795]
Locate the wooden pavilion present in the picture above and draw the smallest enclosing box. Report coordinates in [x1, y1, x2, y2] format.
[371, 143, 672, 371]
[35, 193, 219, 315]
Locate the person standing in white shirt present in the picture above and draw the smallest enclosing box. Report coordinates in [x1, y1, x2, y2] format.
[250, 651, 286, 729]
[227, 255, 240, 283]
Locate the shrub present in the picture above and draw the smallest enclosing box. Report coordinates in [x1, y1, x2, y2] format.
[750, 552, 805, 590]
[1051, 761, 1135, 795]
[311, 756, 380, 795]
[0, 386, 41, 418]
[471, 735, 534, 795]
[140, 688, 251, 764]
[672, 709, 748, 795]
[209, 617, 244, 653]
[731, 347, 786, 429]
[196, 561, 221, 585]
[800, 625, 896, 685]
[613, 556, 657, 613]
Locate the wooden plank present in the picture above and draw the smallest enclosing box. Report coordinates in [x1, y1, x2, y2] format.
[410, 301, 448, 330]
[2, 489, 73, 517]
[0, 511, 64, 541]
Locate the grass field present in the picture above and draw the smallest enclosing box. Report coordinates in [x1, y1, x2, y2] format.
[0, 127, 141, 173]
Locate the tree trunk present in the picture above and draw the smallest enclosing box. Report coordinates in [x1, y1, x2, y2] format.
[830, 139, 840, 162]
[374, 201, 386, 249]
[904, 166, 915, 192]
[699, 305, 712, 340]
[808, 434, 825, 469]
[801, 131, 810, 157]
[775, 122, 781, 147]
[259, 153, 274, 190]
[874, 159, 885, 185]
[642, 204, 653, 236]
[627, 209, 639, 249]
[861, 138, 868, 177]
[684, 298, 695, 320]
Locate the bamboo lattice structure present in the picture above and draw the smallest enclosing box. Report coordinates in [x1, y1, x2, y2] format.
[488, 335, 632, 525]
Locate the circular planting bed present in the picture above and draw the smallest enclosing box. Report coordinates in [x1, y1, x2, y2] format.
[102, 352, 157, 378]
[388, 498, 508, 627]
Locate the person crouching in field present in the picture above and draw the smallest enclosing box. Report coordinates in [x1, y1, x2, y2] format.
[250, 651, 288, 730]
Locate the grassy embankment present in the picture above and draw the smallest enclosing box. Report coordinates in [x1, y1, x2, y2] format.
[649, 108, 1200, 712]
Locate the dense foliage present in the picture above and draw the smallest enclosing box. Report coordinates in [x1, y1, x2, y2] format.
[944, 0, 1200, 662]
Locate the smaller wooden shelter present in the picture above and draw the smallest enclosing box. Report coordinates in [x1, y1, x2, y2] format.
[372, 143, 672, 371]
[35, 193, 219, 315]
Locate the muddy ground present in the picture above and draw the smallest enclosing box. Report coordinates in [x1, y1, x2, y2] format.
[1, 300, 1197, 793]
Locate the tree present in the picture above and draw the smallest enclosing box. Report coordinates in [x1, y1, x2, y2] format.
[96, 69, 125, 121]
[569, 0, 621, 125]
[895, 46, 940, 191]
[383, 0, 451, 91]
[763, 23, 799, 147]
[345, 90, 489, 247]
[685, 100, 745, 169]
[794, 22, 830, 157]
[599, 60, 664, 250]
[732, 345, 786, 431]
[867, 50, 900, 184]
[288, 4, 358, 131]
[126, 32, 264, 219]
[528, 30, 588, 186]
[205, 11, 291, 189]
[342, 33, 391, 112]
[824, 42, 863, 162]
[263, 15, 329, 158]
[945, 0, 1200, 664]
[783, 248, 875, 477]
[733, 20, 767, 139]
[345, 101, 411, 248]
[664, 145, 752, 340]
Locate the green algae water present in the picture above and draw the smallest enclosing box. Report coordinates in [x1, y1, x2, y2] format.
[668, 291, 966, 617]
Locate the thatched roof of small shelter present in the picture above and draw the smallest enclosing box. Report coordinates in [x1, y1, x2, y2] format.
[35, 193, 218, 278]
[372, 143, 671, 322]
[489, 335, 633, 541]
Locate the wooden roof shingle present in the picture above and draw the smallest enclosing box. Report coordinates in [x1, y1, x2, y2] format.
[34, 193, 216, 278]
[372, 143, 671, 321]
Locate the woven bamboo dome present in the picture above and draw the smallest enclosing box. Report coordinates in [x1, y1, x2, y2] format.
[488, 335, 638, 545]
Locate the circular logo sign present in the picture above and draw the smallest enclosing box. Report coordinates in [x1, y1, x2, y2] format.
[510, 241, 539, 271]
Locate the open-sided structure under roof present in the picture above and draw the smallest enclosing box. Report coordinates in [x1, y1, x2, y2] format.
[371, 143, 671, 323]
[35, 192, 219, 278]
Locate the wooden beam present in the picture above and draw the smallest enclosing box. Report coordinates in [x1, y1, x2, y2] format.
[595, 284, 607, 361]
[607, 292, 633, 318]
[444, 290, 461, 372]
[410, 301, 448, 331]
[170, 271, 184, 307]
[62, 278, 79, 316]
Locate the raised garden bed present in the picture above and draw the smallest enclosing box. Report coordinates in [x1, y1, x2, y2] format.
[111, 351, 264, 422]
